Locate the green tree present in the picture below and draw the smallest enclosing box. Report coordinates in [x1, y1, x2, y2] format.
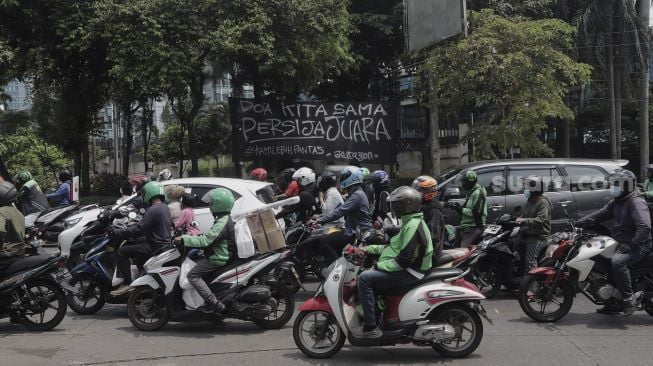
[0, 127, 70, 191]
[421, 10, 591, 160]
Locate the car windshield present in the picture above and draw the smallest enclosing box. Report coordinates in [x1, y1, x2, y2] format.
[436, 167, 462, 182]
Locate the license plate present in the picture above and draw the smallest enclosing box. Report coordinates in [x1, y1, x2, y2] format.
[483, 224, 501, 235]
[52, 268, 71, 283]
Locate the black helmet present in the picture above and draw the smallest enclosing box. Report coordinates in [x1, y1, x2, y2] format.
[524, 175, 545, 195]
[461, 170, 478, 190]
[608, 169, 637, 197]
[0, 181, 17, 206]
[59, 169, 72, 182]
[318, 170, 338, 191]
[281, 168, 296, 179]
[387, 186, 422, 217]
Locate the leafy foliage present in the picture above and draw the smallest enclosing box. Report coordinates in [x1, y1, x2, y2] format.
[0, 126, 70, 190]
[90, 172, 128, 197]
[421, 10, 591, 159]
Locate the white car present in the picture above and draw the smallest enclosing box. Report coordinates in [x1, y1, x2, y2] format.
[58, 177, 276, 257]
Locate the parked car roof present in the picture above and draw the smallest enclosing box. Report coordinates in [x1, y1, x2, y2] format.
[459, 158, 628, 170]
[165, 177, 271, 194]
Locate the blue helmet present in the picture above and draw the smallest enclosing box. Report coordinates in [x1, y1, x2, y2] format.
[369, 170, 390, 191]
[340, 166, 363, 189]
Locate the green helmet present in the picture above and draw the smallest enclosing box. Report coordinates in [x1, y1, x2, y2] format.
[13, 171, 32, 186]
[142, 181, 165, 205]
[361, 167, 370, 180]
[202, 188, 235, 215]
[461, 170, 478, 190]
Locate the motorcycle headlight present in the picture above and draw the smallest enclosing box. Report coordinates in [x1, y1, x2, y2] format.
[64, 217, 82, 229]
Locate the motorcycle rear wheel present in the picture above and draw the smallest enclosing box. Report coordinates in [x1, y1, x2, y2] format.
[430, 304, 484, 358]
[293, 310, 345, 359]
[127, 287, 170, 331]
[66, 273, 106, 315]
[253, 283, 295, 329]
[518, 274, 574, 322]
[20, 278, 68, 331]
[471, 267, 500, 299]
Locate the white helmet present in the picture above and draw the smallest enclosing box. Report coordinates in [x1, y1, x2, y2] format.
[292, 167, 316, 186]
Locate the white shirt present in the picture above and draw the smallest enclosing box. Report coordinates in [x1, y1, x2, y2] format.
[321, 187, 345, 228]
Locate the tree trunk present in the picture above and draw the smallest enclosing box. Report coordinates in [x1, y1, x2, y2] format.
[615, 72, 622, 159]
[607, 42, 618, 159]
[429, 106, 441, 176]
[81, 136, 90, 196]
[640, 0, 651, 179]
[141, 100, 154, 172]
[122, 108, 133, 175]
[178, 123, 185, 177]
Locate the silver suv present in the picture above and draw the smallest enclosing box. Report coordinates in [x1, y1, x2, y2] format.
[438, 159, 629, 232]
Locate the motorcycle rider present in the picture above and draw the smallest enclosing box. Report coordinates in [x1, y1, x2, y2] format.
[575, 169, 652, 316]
[642, 165, 653, 201]
[317, 170, 344, 229]
[158, 168, 172, 181]
[175, 188, 236, 314]
[515, 175, 551, 274]
[411, 176, 445, 259]
[47, 170, 72, 207]
[249, 168, 275, 203]
[447, 170, 487, 247]
[0, 181, 25, 272]
[12, 171, 49, 215]
[315, 166, 373, 265]
[165, 185, 186, 221]
[274, 168, 299, 201]
[361, 167, 375, 206]
[109, 181, 172, 296]
[276, 167, 319, 223]
[356, 186, 434, 338]
[175, 193, 200, 235]
[368, 170, 391, 222]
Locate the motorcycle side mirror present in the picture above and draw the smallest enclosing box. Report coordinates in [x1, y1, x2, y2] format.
[444, 187, 462, 199]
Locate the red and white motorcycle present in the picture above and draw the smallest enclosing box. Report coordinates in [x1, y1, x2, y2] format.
[293, 246, 491, 359]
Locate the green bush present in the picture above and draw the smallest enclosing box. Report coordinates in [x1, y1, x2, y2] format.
[91, 172, 128, 197]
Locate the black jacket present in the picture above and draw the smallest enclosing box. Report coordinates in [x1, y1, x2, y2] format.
[422, 200, 445, 258]
[114, 202, 172, 249]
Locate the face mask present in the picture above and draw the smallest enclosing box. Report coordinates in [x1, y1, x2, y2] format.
[609, 185, 622, 197]
[523, 190, 531, 199]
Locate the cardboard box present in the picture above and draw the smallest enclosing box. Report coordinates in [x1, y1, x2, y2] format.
[247, 209, 286, 253]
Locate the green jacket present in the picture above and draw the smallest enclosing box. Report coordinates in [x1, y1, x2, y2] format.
[182, 214, 235, 266]
[366, 212, 433, 274]
[520, 196, 551, 241]
[0, 205, 26, 258]
[460, 184, 487, 228]
[644, 179, 653, 201]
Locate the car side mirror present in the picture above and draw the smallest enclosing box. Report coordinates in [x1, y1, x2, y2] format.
[444, 187, 462, 199]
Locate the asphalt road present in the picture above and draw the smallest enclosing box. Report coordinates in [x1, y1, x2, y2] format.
[3, 276, 653, 366]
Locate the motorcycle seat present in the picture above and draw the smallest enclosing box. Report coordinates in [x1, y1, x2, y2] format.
[432, 248, 470, 267]
[1, 254, 53, 277]
[381, 267, 465, 296]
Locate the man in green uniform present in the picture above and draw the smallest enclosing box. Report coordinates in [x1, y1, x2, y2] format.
[0, 181, 26, 272]
[447, 170, 487, 247]
[357, 186, 434, 339]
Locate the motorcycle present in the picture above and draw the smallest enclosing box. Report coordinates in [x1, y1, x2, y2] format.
[518, 216, 653, 322]
[28, 204, 97, 245]
[292, 246, 491, 359]
[0, 253, 68, 330]
[64, 212, 145, 314]
[126, 241, 297, 331]
[284, 222, 339, 282]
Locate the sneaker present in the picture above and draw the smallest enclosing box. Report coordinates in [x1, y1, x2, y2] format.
[622, 296, 636, 317]
[596, 304, 623, 315]
[314, 339, 332, 349]
[110, 285, 132, 297]
[200, 301, 226, 315]
[357, 326, 383, 339]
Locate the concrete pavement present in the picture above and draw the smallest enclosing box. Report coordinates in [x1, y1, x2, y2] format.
[2, 285, 653, 366]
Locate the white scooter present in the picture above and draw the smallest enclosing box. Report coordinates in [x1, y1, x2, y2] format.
[293, 246, 491, 359]
[126, 244, 298, 331]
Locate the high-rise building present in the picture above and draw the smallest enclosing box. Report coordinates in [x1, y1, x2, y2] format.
[2, 79, 32, 111]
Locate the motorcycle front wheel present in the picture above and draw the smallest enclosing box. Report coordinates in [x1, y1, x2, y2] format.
[66, 273, 106, 315]
[20, 278, 68, 331]
[518, 274, 574, 322]
[430, 304, 484, 358]
[127, 287, 170, 331]
[293, 310, 345, 359]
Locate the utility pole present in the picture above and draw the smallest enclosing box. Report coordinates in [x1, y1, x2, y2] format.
[640, 0, 650, 180]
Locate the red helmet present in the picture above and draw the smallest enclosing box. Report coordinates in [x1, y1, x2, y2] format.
[128, 174, 151, 192]
[411, 175, 439, 202]
[249, 168, 268, 181]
